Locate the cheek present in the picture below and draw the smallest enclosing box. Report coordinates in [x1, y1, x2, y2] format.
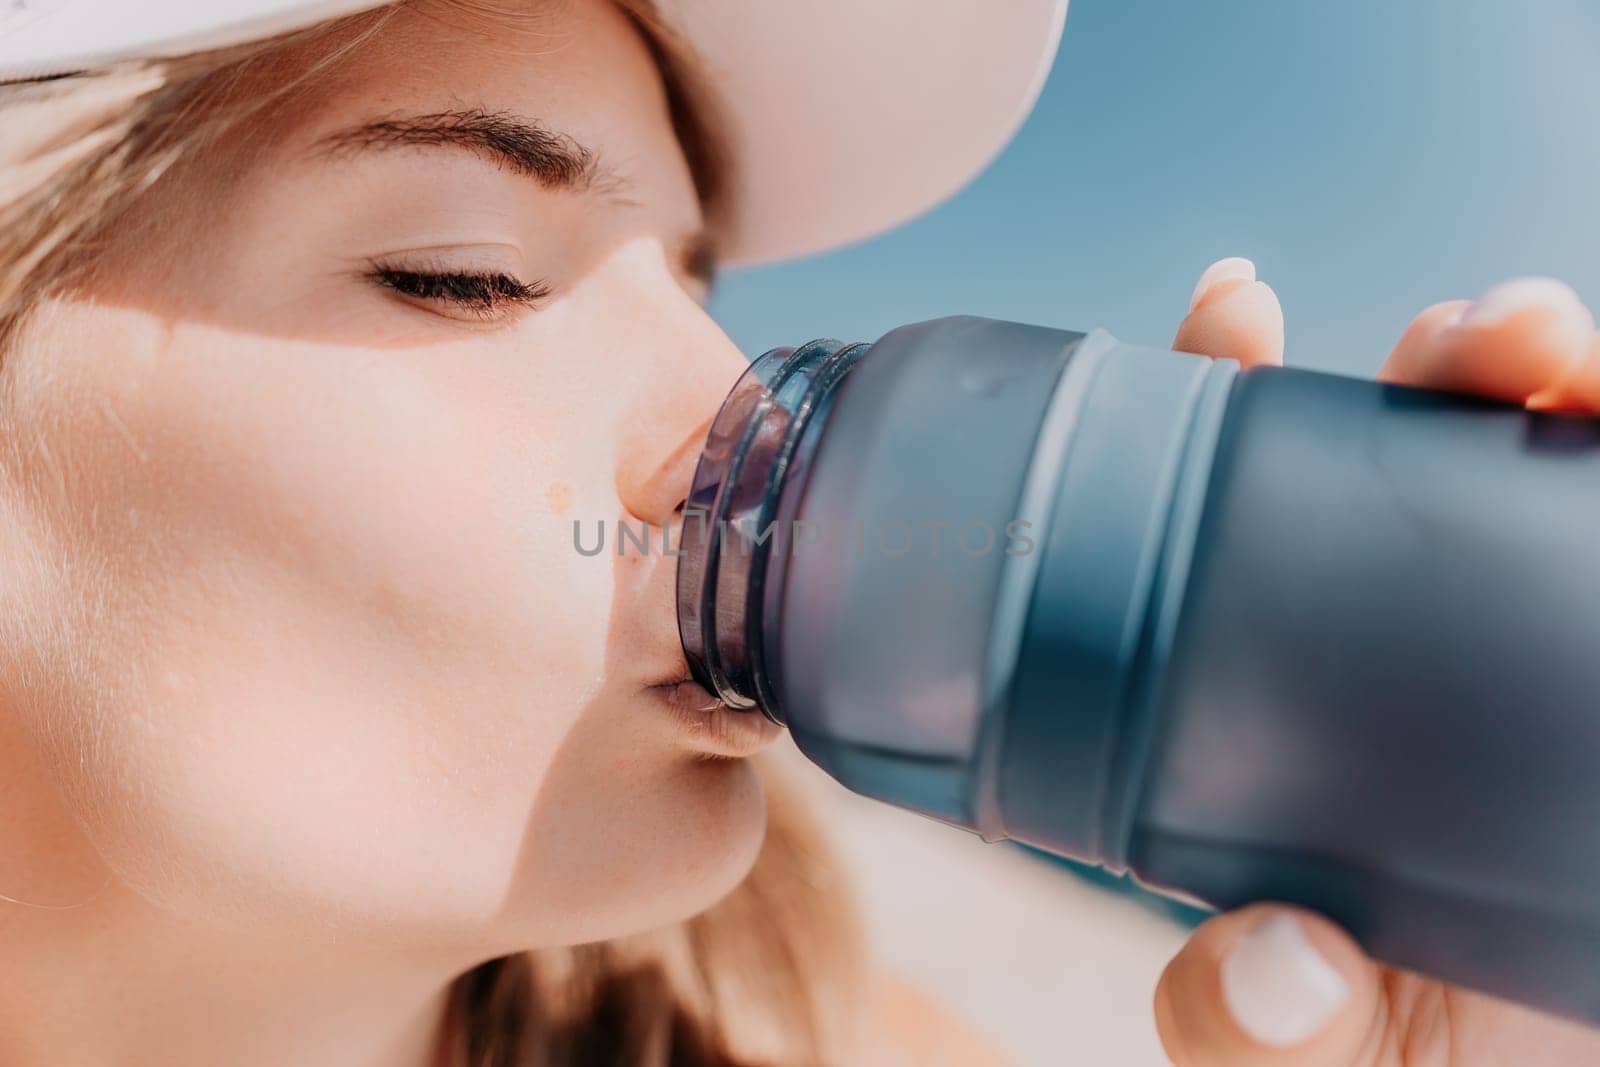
[8, 304, 638, 936]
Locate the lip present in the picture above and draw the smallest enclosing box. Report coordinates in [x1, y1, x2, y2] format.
[646, 679, 785, 758]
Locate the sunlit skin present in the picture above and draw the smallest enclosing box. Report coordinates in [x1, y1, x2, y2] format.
[1160, 256, 1600, 1067]
[0, 3, 1018, 1065]
[0, 3, 785, 1064]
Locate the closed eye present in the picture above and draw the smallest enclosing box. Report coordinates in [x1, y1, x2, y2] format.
[370, 267, 553, 318]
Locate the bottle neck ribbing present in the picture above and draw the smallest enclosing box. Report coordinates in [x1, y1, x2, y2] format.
[675, 338, 869, 723]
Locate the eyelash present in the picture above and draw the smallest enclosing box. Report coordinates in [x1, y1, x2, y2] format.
[370, 266, 553, 317]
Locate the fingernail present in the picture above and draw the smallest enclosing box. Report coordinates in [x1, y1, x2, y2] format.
[1461, 277, 1593, 336]
[1220, 913, 1350, 1047]
[1189, 257, 1257, 312]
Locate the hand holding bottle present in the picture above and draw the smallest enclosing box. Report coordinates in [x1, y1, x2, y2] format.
[1155, 259, 1600, 1067]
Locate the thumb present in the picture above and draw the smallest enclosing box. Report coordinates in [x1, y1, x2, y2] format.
[1154, 904, 1382, 1067]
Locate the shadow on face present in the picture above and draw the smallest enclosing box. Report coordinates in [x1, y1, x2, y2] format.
[0, 0, 769, 962]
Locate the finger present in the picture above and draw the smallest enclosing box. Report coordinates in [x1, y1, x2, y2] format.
[1154, 905, 1382, 1067]
[1174, 257, 1285, 369]
[1378, 299, 1473, 385]
[1378, 278, 1593, 403]
[1529, 334, 1600, 413]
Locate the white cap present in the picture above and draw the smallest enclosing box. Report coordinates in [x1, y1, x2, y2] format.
[0, 0, 1068, 265]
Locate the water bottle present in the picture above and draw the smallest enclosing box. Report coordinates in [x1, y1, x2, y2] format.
[675, 315, 1600, 1024]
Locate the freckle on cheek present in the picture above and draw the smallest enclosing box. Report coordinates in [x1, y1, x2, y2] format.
[546, 482, 573, 515]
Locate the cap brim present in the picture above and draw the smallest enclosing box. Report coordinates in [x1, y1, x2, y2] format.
[0, 0, 385, 80]
[0, 0, 1068, 266]
[658, 0, 1069, 265]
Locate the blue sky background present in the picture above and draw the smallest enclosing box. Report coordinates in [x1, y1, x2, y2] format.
[712, 0, 1600, 377]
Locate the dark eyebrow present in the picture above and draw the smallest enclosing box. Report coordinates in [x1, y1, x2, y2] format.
[314, 107, 719, 295]
[310, 108, 627, 195]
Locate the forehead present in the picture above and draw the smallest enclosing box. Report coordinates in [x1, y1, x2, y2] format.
[96, 0, 718, 300]
[297, 0, 670, 142]
[216, 0, 711, 243]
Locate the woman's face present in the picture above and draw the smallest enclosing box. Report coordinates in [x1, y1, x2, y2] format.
[0, 0, 779, 958]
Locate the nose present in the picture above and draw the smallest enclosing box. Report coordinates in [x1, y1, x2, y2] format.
[619, 407, 716, 525]
[614, 270, 748, 527]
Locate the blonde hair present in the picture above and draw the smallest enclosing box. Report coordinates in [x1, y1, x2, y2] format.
[0, 3, 866, 1064]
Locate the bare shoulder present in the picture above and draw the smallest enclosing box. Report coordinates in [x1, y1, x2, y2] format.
[860, 972, 1014, 1067]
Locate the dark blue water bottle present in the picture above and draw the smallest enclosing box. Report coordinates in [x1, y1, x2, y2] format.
[677, 315, 1600, 1025]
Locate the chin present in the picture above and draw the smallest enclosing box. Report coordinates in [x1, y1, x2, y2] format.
[488, 753, 770, 951]
[629, 756, 771, 930]
[681, 755, 771, 901]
